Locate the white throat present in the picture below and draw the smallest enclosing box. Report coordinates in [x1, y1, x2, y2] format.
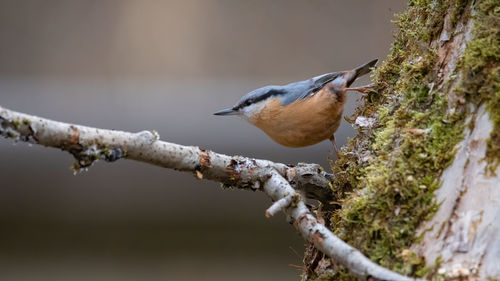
[239, 100, 268, 121]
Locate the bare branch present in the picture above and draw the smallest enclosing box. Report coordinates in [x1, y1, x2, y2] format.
[0, 105, 423, 281]
[0, 106, 333, 202]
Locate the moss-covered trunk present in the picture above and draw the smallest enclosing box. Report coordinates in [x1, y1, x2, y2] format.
[304, 0, 499, 280]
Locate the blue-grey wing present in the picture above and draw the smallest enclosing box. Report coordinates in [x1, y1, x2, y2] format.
[279, 72, 342, 106]
[234, 72, 342, 109]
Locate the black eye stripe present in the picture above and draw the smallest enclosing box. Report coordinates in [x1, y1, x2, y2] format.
[235, 88, 286, 110]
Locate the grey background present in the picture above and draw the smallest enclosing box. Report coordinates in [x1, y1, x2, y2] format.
[0, 1, 405, 280]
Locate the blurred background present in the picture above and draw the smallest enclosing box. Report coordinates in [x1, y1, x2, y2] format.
[0, 1, 405, 280]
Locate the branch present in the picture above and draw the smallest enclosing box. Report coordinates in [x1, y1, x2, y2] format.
[0, 105, 423, 281]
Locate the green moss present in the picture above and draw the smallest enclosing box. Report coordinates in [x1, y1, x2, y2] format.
[0, 117, 33, 141]
[458, 0, 500, 173]
[449, 0, 469, 27]
[11, 118, 22, 129]
[309, 1, 489, 280]
[305, 1, 498, 280]
[304, 270, 336, 281]
[7, 118, 31, 130]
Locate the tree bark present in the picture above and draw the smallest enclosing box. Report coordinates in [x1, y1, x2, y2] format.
[304, 1, 499, 280]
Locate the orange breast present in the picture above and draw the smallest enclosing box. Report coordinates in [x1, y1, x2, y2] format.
[249, 86, 346, 147]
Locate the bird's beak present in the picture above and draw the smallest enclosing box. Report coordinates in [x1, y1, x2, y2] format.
[213, 108, 238, 116]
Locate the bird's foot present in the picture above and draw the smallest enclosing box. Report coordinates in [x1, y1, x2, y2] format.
[329, 135, 339, 157]
[346, 83, 374, 94]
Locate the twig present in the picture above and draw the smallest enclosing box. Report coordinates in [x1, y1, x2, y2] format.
[0, 105, 424, 281]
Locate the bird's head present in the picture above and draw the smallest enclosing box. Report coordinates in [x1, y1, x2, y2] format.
[214, 86, 281, 120]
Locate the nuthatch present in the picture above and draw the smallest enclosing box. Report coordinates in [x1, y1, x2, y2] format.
[214, 59, 378, 150]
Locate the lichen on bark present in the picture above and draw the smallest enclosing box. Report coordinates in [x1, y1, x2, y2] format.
[304, 0, 499, 280]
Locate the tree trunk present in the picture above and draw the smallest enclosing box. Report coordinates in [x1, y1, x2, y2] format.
[0, 1, 497, 280]
[304, 0, 499, 280]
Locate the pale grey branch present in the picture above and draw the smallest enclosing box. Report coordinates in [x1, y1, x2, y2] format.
[0, 105, 423, 281]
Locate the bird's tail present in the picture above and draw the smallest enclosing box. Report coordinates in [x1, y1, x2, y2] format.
[344, 59, 378, 87]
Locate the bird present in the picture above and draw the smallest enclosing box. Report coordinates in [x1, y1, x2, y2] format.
[214, 59, 378, 151]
